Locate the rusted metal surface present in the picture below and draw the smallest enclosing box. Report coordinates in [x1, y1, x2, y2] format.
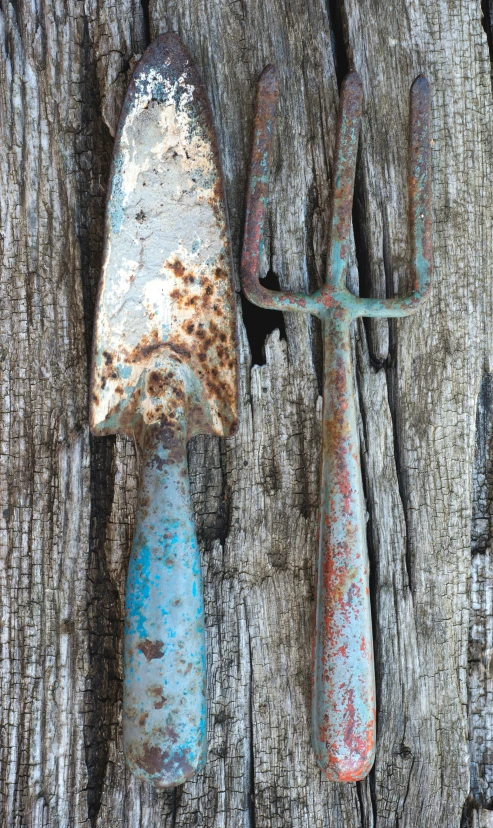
[241, 68, 432, 781]
[89, 33, 238, 787]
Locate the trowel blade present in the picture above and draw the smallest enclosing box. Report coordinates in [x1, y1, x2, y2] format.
[90, 33, 237, 443]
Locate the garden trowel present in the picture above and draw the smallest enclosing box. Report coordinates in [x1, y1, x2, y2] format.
[90, 34, 237, 788]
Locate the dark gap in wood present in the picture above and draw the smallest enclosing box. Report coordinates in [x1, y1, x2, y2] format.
[188, 435, 232, 548]
[248, 629, 256, 828]
[240, 269, 287, 367]
[324, 0, 350, 87]
[305, 177, 324, 396]
[460, 795, 477, 828]
[77, 14, 113, 367]
[352, 160, 387, 371]
[216, 442, 233, 545]
[471, 373, 493, 556]
[77, 15, 121, 822]
[171, 787, 183, 826]
[467, 372, 493, 811]
[141, 0, 151, 46]
[355, 779, 371, 828]
[385, 339, 413, 596]
[398, 753, 415, 822]
[85, 434, 120, 828]
[381, 212, 394, 305]
[369, 766, 378, 826]
[481, 0, 493, 91]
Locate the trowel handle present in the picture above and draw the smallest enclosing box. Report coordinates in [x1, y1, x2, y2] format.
[312, 319, 376, 782]
[123, 421, 207, 787]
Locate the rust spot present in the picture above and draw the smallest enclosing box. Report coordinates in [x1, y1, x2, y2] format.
[136, 742, 195, 781]
[147, 370, 168, 397]
[139, 711, 149, 726]
[163, 724, 179, 742]
[135, 743, 167, 775]
[167, 342, 191, 359]
[138, 639, 165, 661]
[166, 258, 185, 278]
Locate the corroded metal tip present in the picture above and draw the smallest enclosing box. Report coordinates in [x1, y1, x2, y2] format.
[257, 63, 279, 95]
[340, 69, 363, 100]
[411, 72, 431, 98]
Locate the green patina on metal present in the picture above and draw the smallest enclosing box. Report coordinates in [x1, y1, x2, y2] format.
[241, 66, 432, 782]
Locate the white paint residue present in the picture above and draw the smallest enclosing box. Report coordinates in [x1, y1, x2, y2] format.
[115, 257, 139, 297]
[121, 155, 150, 202]
[142, 278, 172, 330]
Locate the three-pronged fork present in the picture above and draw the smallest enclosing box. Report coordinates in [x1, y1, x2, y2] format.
[241, 66, 432, 781]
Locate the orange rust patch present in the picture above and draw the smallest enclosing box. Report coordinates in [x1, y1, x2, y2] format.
[138, 639, 165, 661]
[166, 258, 185, 278]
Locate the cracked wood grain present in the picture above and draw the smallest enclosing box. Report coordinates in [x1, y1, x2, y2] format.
[1, 0, 493, 825]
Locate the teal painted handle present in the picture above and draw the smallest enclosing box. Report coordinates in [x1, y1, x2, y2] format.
[123, 422, 207, 787]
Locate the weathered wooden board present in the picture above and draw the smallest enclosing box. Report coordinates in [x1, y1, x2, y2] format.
[1, 0, 493, 825]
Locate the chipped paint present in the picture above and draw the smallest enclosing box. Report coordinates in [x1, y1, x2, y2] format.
[89, 34, 237, 787]
[241, 68, 432, 781]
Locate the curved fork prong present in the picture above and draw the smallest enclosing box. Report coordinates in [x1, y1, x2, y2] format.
[241, 66, 317, 314]
[351, 74, 432, 319]
[328, 72, 363, 287]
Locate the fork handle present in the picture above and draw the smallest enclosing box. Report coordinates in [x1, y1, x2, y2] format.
[312, 316, 376, 781]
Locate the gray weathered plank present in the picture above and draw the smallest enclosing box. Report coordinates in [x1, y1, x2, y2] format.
[1, 0, 493, 825]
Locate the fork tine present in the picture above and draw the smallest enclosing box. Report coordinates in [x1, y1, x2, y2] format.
[348, 74, 432, 319]
[241, 65, 279, 308]
[328, 72, 363, 288]
[241, 66, 319, 314]
[409, 74, 432, 299]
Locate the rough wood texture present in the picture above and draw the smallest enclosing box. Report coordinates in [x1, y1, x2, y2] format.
[1, 0, 493, 825]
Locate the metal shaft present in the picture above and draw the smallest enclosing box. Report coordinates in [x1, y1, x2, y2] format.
[124, 421, 207, 787]
[312, 316, 375, 781]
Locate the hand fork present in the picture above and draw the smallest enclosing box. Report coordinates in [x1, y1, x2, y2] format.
[241, 67, 432, 781]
